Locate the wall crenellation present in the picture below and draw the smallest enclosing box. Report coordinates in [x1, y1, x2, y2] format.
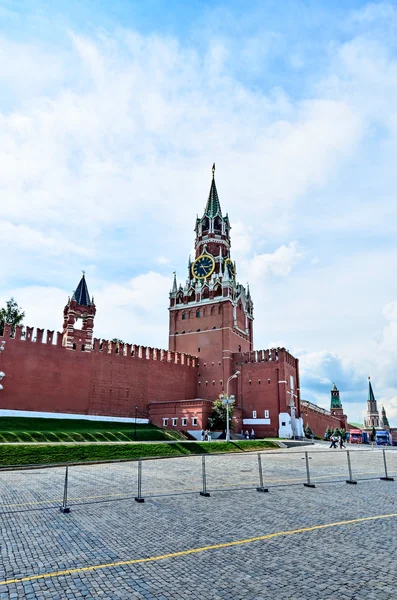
[0, 325, 197, 367]
[238, 347, 293, 364]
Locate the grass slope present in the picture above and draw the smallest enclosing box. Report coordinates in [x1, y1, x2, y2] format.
[0, 417, 184, 443]
[0, 440, 277, 466]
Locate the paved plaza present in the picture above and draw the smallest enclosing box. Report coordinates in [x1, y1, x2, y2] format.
[0, 446, 396, 599]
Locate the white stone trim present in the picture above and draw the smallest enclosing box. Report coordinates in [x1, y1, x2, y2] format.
[243, 418, 270, 425]
[0, 409, 149, 424]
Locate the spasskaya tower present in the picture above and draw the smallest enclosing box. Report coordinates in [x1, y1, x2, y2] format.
[169, 164, 253, 400]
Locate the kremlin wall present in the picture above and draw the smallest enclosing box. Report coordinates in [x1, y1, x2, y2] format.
[0, 167, 350, 439]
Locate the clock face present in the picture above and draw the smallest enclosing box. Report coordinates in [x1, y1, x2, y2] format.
[224, 258, 236, 278]
[192, 254, 215, 279]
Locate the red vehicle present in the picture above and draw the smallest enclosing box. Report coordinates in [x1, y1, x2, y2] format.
[348, 429, 368, 444]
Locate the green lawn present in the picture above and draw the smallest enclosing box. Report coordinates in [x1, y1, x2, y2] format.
[0, 417, 185, 443]
[0, 440, 278, 466]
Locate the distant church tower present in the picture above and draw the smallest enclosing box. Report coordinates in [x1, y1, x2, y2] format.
[169, 164, 254, 400]
[62, 273, 96, 352]
[364, 377, 380, 428]
[330, 382, 344, 417]
[381, 405, 390, 431]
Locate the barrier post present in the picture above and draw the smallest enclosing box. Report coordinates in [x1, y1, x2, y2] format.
[303, 452, 315, 488]
[199, 455, 210, 497]
[256, 453, 268, 492]
[60, 465, 71, 513]
[380, 449, 394, 481]
[346, 450, 357, 484]
[135, 459, 145, 503]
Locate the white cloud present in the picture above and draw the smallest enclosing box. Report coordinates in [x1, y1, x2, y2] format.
[2, 8, 397, 426]
[242, 242, 304, 280]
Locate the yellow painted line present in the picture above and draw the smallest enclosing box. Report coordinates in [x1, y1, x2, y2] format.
[0, 469, 390, 508]
[1, 512, 396, 586]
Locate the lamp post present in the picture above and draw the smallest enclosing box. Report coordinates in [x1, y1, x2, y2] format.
[224, 371, 240, 442]
[0, 341, 5, 391]
[133, 405, 138, 440]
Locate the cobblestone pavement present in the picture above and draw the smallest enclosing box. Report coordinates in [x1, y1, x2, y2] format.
[0, 447, 396, 599]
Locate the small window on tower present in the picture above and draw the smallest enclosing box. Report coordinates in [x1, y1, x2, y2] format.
[182, 313, 186, 320]
[220, 380, 223, 385]
[213, 381, 215, 385]
[196, 310, 201, 318]
[198, 347, 200, 353]
[238, 345, 241, 352]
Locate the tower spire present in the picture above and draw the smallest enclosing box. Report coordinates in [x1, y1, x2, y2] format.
[172, 271, 177, 293]
[204, 164, 222, 218]
[72, 272, 92, 306]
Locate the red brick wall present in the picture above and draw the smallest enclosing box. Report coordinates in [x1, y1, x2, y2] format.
[169, 300, 251, 401]
[302, 403, 347, 438]
[0, 326, 197, 418]
[232, 348, 301, 437]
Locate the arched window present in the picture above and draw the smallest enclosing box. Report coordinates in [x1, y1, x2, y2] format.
[202, 217, 210, 232]
[196, 310, 201, 318]
[182, 313, 187, 320]
[214, 285, 222, 298]
[188, 291, 195, 303]
[201, 286, 209, 300]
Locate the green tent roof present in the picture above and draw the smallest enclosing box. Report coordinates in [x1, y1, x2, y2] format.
[204, 176, 222, 218]
[368, 379, 376, 403]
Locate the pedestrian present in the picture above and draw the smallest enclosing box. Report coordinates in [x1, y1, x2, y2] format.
[250, 429, 255, 440]
[204, 429, 208, 441]
[329, 435, 337, 449]
[339, 436, 345, 449]
[200, 429, 205, 442]
[207, 429, 212, 442]
[245, 430, 250, 440]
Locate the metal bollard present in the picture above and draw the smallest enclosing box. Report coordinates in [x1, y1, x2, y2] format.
[303, 451, 315, 488]
[60, 464, 71, 513]
[380, 449, 394, 481]
[135, 458, 145, 503]
[256, 453, 268, 493]
[346, 450, 357, 484]
[199, 455, 210, 497]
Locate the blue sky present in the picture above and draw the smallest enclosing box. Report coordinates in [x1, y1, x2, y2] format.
[1, 0, 397, 425]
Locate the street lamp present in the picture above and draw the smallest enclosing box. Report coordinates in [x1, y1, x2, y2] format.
[224, 371, 240, 442]
[133, 405, 138, 440]
[0, 341, 6, 391]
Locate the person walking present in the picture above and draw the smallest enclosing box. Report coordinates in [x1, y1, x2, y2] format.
[245, 430, 250, 440]
[329, 435, 337, 449]
[250, 429, 255, 440]
[204, 429, 208, 441]
[200, 429, 205, 442]
[207, 429, 212, 442]
[339, 436, 345, 449]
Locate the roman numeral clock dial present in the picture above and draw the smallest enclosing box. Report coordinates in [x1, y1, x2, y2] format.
[192, 254, 215, 279]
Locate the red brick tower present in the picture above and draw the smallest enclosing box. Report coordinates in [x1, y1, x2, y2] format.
[169, 164, 253, 400]
[62, 273, 96, 352]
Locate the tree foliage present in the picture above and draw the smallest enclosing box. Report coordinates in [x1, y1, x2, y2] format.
[305, 423, 313, 438]
[0, 298, 25, 335]
[333, 428, 341, 438]
[209, 397, 235, 430]
[324, 426, 332, 440]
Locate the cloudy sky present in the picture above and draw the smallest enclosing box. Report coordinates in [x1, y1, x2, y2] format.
[1, 0, 397, 425]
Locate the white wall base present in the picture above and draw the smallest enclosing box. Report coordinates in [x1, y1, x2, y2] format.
[0, 409, 149, 424]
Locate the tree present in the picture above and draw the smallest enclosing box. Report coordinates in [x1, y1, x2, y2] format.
[111, 338, 124, 345]
[209, 397, 235, 430]
[324, 426, 332, 440]
[371, 426, 377, 443]
[305, 423, 313, 438]
[333, 428, 341, 438]
[0, 298, 25, 335]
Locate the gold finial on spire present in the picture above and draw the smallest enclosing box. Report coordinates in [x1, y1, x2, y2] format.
[212, 163, 215, 179]
[82, 270, 86, 277]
